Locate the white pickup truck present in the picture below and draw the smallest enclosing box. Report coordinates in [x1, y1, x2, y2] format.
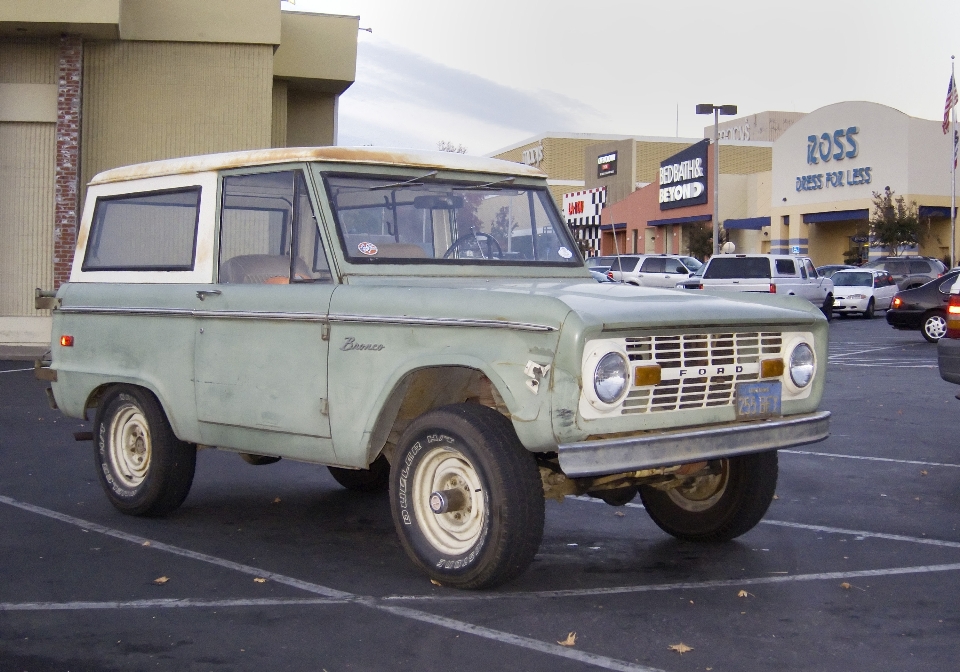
[683, 254, 835, 319]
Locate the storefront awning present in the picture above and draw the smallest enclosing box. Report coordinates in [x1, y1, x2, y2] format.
[599, 222, 627, 231]
[801, 209, 868, 224]
[919, 205, 953, 219]
[724, 217, 770, 230]
[646, 214, 712, 227]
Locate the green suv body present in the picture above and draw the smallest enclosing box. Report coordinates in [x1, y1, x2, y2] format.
[39, 148, 830, 588]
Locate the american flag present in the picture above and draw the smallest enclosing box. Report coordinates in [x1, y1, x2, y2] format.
[944, 73, 958, 134]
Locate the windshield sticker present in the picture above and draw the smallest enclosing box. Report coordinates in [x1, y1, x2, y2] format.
[358, 242, 379, 256]
[557, 247, 573, 259]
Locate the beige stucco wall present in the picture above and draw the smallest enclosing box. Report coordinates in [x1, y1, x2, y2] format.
[286, 89, 337, 147]
[119, 0, 279, 44]
[274, 12, 358, 93]
[80, 41, 274, 195]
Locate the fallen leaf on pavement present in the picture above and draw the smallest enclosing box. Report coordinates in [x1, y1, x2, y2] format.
[558, 632, 577, 647]
[153, 576, 169, 585]
[772, 494, 779, 500]
[142, 541, 151, 547]
[614, 511, 625, 517]
[669, 643, 693, 655]
[273, 497, 281, 503]
[738, 590, 753, 598]
[430, 579, 442, 587]
[254, 578, 266, 583]
[921, 470, 928, 476]
[840, 582, 851, 590]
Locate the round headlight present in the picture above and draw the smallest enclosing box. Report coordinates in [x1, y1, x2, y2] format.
[788, 342, 815, 388]
[594, 352, 629, 404]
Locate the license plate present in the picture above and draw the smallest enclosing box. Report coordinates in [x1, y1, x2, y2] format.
[736, 381, 782, 419]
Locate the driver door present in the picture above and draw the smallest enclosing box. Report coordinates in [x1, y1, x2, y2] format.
[193, 168, 337, 461]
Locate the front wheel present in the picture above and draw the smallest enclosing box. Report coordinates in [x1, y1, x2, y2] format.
[93, 386, 196, 517]
[821, 294, 834, 322]
[863, 298, 875, 319]
[389, 404, 544, 589]
[638, 451, 778, 542]
[923, 312, 947, 343]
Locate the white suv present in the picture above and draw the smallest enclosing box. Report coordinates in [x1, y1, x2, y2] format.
[607, 254, 699, 288]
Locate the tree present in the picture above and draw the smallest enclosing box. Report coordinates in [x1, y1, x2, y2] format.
[437, 140, 467, 154]
[868, 186, 921, 256]
[686, 223, 726, 261]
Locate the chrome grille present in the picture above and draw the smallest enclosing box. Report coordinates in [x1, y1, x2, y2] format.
[622, 332, 783, 414]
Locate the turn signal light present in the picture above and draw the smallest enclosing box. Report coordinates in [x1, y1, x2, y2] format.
[760, 358, 785, 378]
[60, 335, 74, 347]
[946, 295, 960, 339]
[634, 365, 662, 387]
[891, 296, 903, 309]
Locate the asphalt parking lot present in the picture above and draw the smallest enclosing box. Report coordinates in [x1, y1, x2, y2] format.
[2, 315, 959, 672]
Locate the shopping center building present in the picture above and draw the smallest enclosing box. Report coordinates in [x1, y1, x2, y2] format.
[0, 0, 358, 353]
[494, 103, 958, 264]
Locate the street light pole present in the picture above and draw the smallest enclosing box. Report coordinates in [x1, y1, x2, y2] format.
[696, 104, 738, 256]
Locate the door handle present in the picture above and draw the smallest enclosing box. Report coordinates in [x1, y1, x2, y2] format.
[196, 289, 222, 301]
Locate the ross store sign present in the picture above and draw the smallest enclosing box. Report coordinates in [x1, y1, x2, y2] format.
[718, 122, 750, 141]
[796, 125, 871, 192]
[522, 143, 544, 166]
[597, 152, 618, 178]
[659, 139, 709, 211]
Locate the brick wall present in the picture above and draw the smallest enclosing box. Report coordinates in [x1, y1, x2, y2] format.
[54, 35, 82, 288]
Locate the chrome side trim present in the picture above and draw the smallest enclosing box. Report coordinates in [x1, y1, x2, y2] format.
[56, 306, 557, 332]
[328, 314, 557, 332]
[558, 410, 831, 478]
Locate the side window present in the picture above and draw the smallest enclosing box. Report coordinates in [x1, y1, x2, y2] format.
[664, 259, 686, 274]
[640, 258, 665, 273]
[804, 259, 818, 278]
[219, 171, 331, 284]
[909, 260, 931, 274]
[609, 258, 621, 272]
[939, 276, 957, 294]
[775, 259, 796, 275]
[82, 187, 201, 271]
[886, 261, 906, 276]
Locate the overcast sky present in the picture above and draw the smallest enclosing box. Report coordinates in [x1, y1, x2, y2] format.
[286, 0, 960, 155]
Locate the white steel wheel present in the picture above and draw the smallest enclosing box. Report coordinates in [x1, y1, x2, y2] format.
[94, 386, 196, 517]
[107, 402, 152, 488]
[411, 446, 485, 555]
[389, 403, 545, 589]
[639, 451, 778, 542]
[665, 462, 729, 513]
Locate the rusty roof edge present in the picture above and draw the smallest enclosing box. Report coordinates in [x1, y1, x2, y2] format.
[89, 147, 546, 185]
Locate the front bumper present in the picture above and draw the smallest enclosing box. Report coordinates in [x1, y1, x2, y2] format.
[558, 411, 831, 478]
[833, 296, 868, 313]
[938, 337, 960, 385]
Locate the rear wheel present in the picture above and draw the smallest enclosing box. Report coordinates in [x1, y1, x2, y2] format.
[389, 404, 544, 589]
[93, 386, 196, 517]
[923, 312, 947, 342]
[863, 298, 875, 319]
[638, 451, 778, 542]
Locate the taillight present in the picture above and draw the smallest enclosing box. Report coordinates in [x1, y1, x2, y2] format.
[891, 296, 903, 309]
[60, 335, 74, 347]
[946, 295, 960, 339]
[769, 284, 777, 293]
[606, 271, 614, 280]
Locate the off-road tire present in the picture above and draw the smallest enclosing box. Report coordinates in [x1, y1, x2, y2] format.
[93, 385, 196, 517]
[638, 451, 778, 542]
[389, 404, 544, 589]
[328, 454, 390, 493]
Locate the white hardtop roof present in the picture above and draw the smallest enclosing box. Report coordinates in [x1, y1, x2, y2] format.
[90, 147, 547, 186]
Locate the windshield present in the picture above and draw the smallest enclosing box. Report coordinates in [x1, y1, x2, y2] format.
[832, 272, 873, 287]
[323, 174, 580, 266]
[679, 256, 703, 271]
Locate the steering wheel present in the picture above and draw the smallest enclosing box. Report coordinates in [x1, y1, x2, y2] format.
[442, 232, 503, 260]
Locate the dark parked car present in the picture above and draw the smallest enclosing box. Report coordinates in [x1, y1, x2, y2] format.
[886, 270, 960, 342]
[862, 256, 946, 290]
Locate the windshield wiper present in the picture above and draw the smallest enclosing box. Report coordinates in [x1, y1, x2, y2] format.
[368, 171, 438, 190]
[453, 177, 516, 191]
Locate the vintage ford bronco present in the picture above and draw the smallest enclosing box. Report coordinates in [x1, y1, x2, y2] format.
[37, 147, 830, 589]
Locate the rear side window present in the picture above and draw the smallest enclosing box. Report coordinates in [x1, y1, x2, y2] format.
[909, 260, 931, 274]
[885, 261, 907, 275]
[775, 259, 796, 275]
[704, 257, 771, 279]
[639, 258, 665, 273]
[82, 187, 201, 271]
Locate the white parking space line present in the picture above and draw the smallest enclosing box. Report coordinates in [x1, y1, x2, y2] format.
[781, 449, 960, 469]
[0, 597, 346, 611]
[0, 367, 33, 374]
[827, 344, 927, 357]
[0, 495, 663, 672]
[385, 562, 960, 602]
